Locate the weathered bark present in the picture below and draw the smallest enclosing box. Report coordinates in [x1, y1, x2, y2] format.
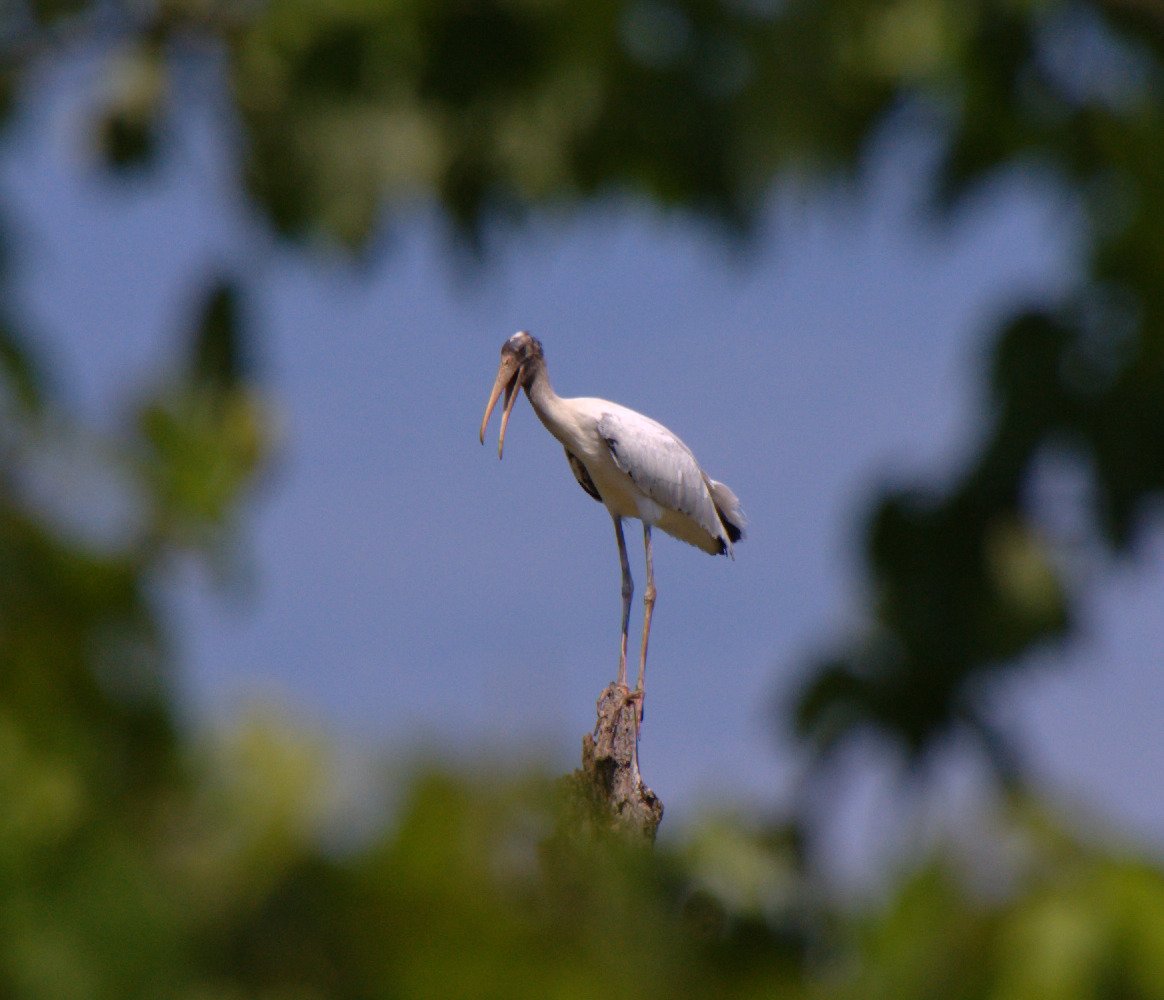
[562, 683, 663, 842]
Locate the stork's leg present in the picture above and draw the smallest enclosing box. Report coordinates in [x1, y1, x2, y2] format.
[635, 524, 656, 715]
[613, 515, 633, 690]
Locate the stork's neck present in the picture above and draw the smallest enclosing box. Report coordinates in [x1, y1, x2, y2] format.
[524, 363, 575, 445]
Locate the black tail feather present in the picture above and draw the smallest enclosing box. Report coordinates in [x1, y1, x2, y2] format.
[716, 505, 743, 544]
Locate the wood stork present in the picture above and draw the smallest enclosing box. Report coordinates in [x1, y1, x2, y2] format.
[479, 331, 745, 721]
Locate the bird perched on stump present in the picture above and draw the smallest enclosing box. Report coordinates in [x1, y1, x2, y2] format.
[480, 332, 745, 724]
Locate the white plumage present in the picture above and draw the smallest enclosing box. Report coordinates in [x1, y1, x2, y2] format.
[479, 332, 745, 720]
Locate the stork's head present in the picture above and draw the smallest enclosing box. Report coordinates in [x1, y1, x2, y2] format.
[479, 332, 544, 458]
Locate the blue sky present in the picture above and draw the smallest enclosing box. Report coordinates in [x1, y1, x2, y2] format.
[7, 50, 1164, 883]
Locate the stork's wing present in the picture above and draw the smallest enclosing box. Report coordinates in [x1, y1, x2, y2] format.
[597, 409, 728, 547]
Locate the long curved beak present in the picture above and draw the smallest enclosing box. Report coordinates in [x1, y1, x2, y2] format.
[479, 357, 524, 459]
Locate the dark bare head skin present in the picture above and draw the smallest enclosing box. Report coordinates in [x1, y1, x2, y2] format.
[480, 331, 546, 457]
[501, 331, 544, 387]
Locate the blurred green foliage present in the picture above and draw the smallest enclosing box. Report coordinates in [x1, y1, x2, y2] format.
[1, 0, 1163, 995]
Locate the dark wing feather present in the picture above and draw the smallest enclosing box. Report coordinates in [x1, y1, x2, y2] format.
[564, 448, 603, 502]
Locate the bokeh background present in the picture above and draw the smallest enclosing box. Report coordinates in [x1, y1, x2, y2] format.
[3, 1, 1164, 997]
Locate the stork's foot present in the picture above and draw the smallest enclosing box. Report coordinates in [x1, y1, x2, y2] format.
[614, 682, 644, 728]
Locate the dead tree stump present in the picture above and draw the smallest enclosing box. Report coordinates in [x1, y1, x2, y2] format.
[562, 682, 663, 842]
